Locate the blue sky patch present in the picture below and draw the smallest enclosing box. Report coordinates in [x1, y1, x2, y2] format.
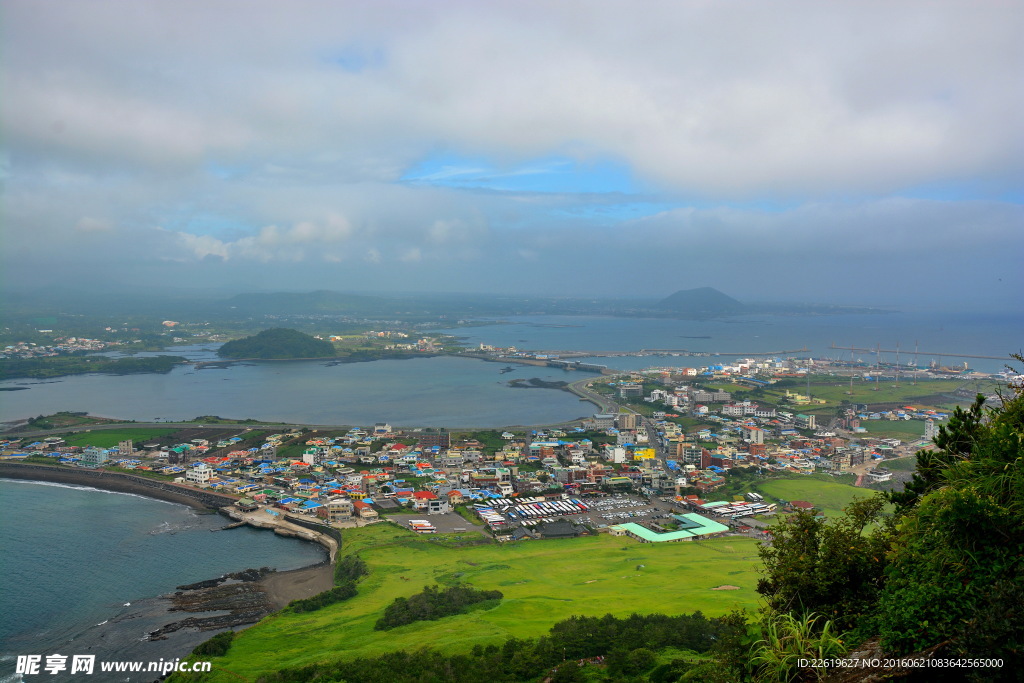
[401, 152, 654, 195]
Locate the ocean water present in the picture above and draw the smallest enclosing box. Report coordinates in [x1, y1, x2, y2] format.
[0, 479, 327, 681]
[441, 311, 1023, 374]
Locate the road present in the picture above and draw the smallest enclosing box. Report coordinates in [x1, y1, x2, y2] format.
[566, 377, 620, 414]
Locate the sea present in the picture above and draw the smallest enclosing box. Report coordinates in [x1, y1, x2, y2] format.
[0, 479, 327, 683]
[1, 310, 1020, 427]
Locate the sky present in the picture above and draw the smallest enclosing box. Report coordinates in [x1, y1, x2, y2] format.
[2, 0, 1022, 309]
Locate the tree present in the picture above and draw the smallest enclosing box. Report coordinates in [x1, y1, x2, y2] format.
[757, 496, 892, 634]
[886, 394, 986, 514]
[877, 386, 1024, 669]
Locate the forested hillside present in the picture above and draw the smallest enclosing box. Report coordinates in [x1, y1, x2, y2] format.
[217, 328, 335, 359]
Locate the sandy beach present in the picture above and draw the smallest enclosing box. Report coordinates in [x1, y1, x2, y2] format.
[262, 562, 336, 608]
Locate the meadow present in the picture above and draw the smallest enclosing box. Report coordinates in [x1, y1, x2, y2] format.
[201, 524, 763, 681]
[748, 377, 972, 413]
[754, 476, 881, 519]
[60, 428, 179, 448]
[857, 419, 927, 440]
[881, 456, 918, 472]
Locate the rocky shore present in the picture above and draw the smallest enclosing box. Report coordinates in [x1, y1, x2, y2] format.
[149, 568, 280, 640]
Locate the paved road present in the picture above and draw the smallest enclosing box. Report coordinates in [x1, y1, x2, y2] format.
[566, 377, 620, 414]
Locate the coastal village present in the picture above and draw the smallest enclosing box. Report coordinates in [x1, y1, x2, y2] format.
[2, 351, 991, 548]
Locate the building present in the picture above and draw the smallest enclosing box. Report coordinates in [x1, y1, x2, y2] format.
[411, 490, 439, 511]
[612, 514, 729, 543]
[352, 500, 379, 519]
[322, 496, 354, 522]
[741, 426, 765, 444]
[617, 413, 638, 430]
[417, 431, 451, 449]
[591, 414, 616, 430]
[117, 440, 134, 456]
[80, 447, 108, 468]
[619, 383, 644, 399]
[185, 463, 213, 486]
[865, 468, 893, 483]
[794, 414, 817, 430]
[692, 389, 731, 403]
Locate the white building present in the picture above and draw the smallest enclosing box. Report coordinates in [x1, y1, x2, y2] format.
[186, 463, 213, 486]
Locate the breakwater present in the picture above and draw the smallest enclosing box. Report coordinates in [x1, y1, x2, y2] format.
[0, 462, 237, 509]
[222, 507, 340, 561]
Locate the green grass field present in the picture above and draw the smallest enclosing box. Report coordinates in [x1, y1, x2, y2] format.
[61, 428, 179, 448]
[755, 476, 881, 519]
[756, 378, 970, 411]
[858, 419, 927, 440]
[882, 456, 918, 472]
[202, 524, 763, 681]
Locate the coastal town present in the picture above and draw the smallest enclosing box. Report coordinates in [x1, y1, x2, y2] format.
[4, 348, 1000, 550]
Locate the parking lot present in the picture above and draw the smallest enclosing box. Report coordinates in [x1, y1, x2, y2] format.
[575, 494, 663, 526]
[389, 511, 484, 535]
[485, 494, 673, 530]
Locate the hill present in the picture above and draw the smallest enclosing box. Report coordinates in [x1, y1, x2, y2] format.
[217, 328, 336, 359]
[656, 287, 746, 317]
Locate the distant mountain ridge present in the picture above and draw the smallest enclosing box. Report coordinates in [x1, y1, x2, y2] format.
[225, 290, 387, 314]
[656, 287, 746, 317]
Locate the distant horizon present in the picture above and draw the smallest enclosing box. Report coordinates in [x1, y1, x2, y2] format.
[5, 282, 1022, 318]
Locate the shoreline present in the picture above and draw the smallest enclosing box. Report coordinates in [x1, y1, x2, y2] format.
[0, 462, 237, 510]
[0, 462, 341, 559]
[0, 467, 338, 670]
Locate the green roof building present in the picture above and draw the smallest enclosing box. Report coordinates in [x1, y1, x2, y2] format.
[612, 513, 729, 543]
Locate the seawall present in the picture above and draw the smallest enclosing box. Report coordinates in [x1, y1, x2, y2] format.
[0, 462, 238, 510]
[222, 507, 339, 561]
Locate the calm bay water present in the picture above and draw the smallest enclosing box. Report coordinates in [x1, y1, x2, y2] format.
[0, 479, 327, 681]
[0, 355, 587, 427]
[1, 312, 1019, 427]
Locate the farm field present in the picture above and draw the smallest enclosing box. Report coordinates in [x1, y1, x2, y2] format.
[201, 524, 762, 681]
[60, 428, 179, 448]
[754, 476, 881, 519]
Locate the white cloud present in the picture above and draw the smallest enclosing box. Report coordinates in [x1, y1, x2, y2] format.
[176, 232, 230, 260]
[0, 0, 1020, 306]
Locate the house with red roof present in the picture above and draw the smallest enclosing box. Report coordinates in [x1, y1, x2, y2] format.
[411, 490, 438, 511]
[351, 499, 379, 519]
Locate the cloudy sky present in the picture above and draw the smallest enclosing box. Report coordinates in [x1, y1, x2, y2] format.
[2, 1, 1021, 308]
